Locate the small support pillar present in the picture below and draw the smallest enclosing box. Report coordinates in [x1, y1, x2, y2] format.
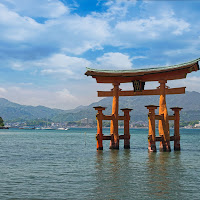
[171, 107, 182, 151]
[121, 108, 132, 149]
[110, 82, 120, 149]
[145, 105, 159, 152]
[159, 80, 171, 152]
[94, 106, 106, 150]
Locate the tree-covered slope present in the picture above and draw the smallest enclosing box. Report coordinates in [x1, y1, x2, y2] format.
[0, 91, 200, 122]
[0, 98, 65, 121]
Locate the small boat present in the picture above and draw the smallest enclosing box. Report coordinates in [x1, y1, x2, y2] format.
[19, 126, 35, 130]
[41, 127, 55, 130]
[57, 127, 69, 130]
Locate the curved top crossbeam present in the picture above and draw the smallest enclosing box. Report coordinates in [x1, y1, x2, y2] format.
[85, 58, 200, 83]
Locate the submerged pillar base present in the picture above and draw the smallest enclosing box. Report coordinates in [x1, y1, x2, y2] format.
[124, 144, 130, 149]
[174, 146, 180, 151]
[109, 144, 119, 149]
[109, 140, 119, 149]
[174, 140, 180, 151]
[109, 134, 119, 149]
[97, 147, 103, 150]
[124, 138, 130, 149]
[148, 143, 156, 152]
[96, 133, 103, 151]
[160, 141, 171, 152]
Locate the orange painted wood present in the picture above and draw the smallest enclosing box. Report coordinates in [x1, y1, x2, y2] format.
[146, 106, 157, 152]
[98, 90, 113, 97]
[155, 114, 164, 120]
[118, 116, 125, 120]
[166, 87, 185, 94]
[94, 69, 189, 83]
[154, 136, 175, 141]
[102, 115, 114, 120]
[96, 111, 103, 150]
[87, 62, 199, 83]
[121, 109, 132, 149]
[102, 135, 126, 140]
[119, 135, 125, 139]
[110, 83, 120, 149]
[171, 107, 182, 151]
[158, 80, 171, 152]
[155, 136, 163, 142]
[102, 135, 111, 140]
[86, 62, 199, 78]
[102, 115, 124, 121]
[98, 87, 186, 97]
[168, 115, 175, 120]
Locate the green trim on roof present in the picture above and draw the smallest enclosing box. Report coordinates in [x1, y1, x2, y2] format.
[86, 57, 200, 73]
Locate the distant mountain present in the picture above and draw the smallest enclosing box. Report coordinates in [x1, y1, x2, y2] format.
[53, 91, 200, 122]
[0, 91, 200, 122]
[0, 98, 66, 121]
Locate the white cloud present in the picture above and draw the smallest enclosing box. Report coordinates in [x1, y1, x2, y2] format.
[46, 15, 111, 55]
[0, 0, 192, 59]
[39, 54, 90, 69]
[1, 0, 69, 18]
[0, 87, 7, 93]
[36, 53, 91, 78]
[7, 53, 91, 79]
[96, 52, 133, 69]
[56, 89, 78, 103]
[7, 52, 148, 77]
[0, 3, 110, 55]
[10, 62, 25, 71]
[97, 0, 137, 21]
[8, 52, 136, 79]
[113, 15, 190, 47]
[132, 56, 147, 60]
[164, 47, 200, 58]
[0, 3, 42, 42]
[0, 86, 79, 109]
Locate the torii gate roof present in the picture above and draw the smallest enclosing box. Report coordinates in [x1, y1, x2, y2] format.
[85, 58, 200, 83]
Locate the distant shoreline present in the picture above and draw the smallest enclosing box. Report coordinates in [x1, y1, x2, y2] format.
[0, 127, 9, 129]
[3, 126, 200, 130]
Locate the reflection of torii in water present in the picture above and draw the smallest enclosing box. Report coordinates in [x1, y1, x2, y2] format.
[85, 58, 200, 152]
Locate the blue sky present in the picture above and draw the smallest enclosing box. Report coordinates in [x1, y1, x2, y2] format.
[0, 0, 200, 109]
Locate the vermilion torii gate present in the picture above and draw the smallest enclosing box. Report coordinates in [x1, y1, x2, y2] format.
[85, 58, 200, 152]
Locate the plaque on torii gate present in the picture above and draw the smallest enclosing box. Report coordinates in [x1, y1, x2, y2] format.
[85, 58, 200, 151]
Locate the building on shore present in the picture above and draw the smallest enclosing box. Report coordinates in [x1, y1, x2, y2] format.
[194, 121, 200, 128]
[80, 118, 93, 125]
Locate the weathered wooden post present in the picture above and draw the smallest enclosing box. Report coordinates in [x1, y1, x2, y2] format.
[121, 108, 132, 149]
[145, 105, 159, 152]
[159, 80, 171, 152]
[110, 82, 120, 149]
[94, 106, 106, 150]
[170, 107, 182, 151]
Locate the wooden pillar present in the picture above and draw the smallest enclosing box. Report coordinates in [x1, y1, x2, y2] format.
[121, 108, 132, 149]
[110, 82, 120, 149]
[171, 107, 182, 151]
[94, 106, 106, 150]
[159, 80, 171, 152]
[145, 105, 158, 152]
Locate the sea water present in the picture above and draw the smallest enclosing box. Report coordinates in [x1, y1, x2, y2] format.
[0, 128, 199, 200]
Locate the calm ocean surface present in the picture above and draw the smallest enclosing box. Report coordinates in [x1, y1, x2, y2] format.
[0, 128, 199, 200]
